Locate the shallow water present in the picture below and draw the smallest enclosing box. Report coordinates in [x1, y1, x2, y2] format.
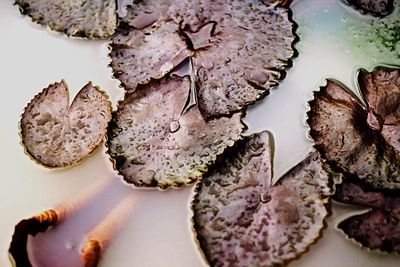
[0, 0, 399, 267]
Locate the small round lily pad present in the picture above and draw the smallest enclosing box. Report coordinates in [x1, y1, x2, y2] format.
[192, 131, 333, 266]
[21, 80, 112, 168]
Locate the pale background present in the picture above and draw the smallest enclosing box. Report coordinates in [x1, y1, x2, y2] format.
[0, 0, 399, 266]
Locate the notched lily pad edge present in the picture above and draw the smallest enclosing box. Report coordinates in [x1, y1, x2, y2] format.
[104, 79, 248, 190]
[333, 177, 400, 255]
[19, 79, 112, 170]
[334, 208, 400, 256]
[306, 64, 400, 117]
[264, 1, 300, 90]
[14, 1, 117, 39]
[305, 78, 363, 186]
[198, 2, 301, 120]
[106, 2, 300, 112]
[304, 66, 395, 183]
[306, 65, 400, 255]
[305, 64, 400, 179]
[190, 130, 335, 266]
[354, 63, 400, 101]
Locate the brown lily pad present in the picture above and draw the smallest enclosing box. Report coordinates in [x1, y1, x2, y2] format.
[106, 73, 244, 189]
[15, 0, 117, 39]
[334, 180, 400, 253]
[307, 66, 400, 190]
[308, 66, 400, 254]
[192, 131, 333, 266]
[342, 0, 395, 17]
[109, 0, 296, 119]
[21, 80, 112, 168]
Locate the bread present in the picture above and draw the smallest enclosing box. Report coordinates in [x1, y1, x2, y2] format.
[21, 80, 112, 168]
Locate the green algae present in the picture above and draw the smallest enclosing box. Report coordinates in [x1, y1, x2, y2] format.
[293, 0, 399, 66]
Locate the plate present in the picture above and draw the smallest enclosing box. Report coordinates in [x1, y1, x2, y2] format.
[0, 0, 399, 266]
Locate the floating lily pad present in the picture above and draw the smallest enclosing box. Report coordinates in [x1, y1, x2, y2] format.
[106, 75, 244, 189]
[334, 180, 400, 253]
[109, 0, 296, 118]
[110, 20, 191, 92]
[193, 132, 333, 266]
[15, 0, 117, 38]
[359, 67, 400, 153]
[343, 0, 395, 17]
[307, 67, 400, 190]
[21, 81, 112, 168]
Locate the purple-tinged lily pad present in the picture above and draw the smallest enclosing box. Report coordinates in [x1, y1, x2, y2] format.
[308, 66, 400, 254]
[193, 131, 333, 266]
[21, 81, 112, 168]
[342, 0, 395, 17]
[15, 0, 117, 39]
[335, 180, 400, 253]
[109, 0, 296, 118]
[106, 73, 244, 189]
[307, 67, 400, 190]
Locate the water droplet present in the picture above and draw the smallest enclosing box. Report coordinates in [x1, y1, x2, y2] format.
[65, 242, 73, 250]
[169, 121, 180, 133]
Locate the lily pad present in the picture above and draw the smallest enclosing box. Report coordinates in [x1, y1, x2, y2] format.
[21, 80, 112, 168]
[110, 19, 191, 92]
[192, 131, 333, 266]
[109, 0, 296, 118]
[334, 180, 400, 253]
[106, 74, 244, 189]
[15, 0, 117, 38]
[343, 0, 395, 17]
[307, 67, 400, 190]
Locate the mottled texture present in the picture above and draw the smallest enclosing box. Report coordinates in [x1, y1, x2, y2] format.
[359, 68, 400, 122]
[21, 81, 112, 168]
[343, 0, 394, 16]
[193, 132, 332, 267]
[15, 0, 117, 39]
[176, 1, 296, 118]
[107, 76, 243, 188]
[359, 68, 400, 153]
[307, 67, 400, 190]
[109, 0, 296, 118]
[335, 181, 400, 253]
[9, 210, 59, 267]
[110, 20, 190, 91]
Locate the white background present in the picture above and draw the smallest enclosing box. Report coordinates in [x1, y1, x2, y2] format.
[0, 0, 399, 266]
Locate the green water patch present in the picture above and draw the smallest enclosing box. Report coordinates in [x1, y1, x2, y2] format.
[293, 0, 400, 66]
